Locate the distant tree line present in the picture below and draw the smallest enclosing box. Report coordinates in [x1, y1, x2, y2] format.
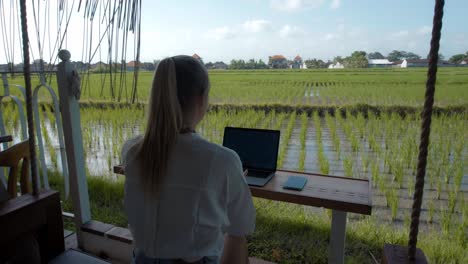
[448, 51, 468, 64]
[304, 59, 328, 68]
[229, 59, 269, 69]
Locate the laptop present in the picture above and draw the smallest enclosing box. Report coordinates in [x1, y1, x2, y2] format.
[222, 127, 280, 187]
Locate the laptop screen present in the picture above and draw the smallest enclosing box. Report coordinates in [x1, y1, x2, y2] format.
[222, 127, 280, 171]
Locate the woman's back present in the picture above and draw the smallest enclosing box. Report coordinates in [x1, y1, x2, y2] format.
[122, 133, 255, 259]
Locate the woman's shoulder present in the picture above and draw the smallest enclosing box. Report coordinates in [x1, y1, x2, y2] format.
[194, 135, 240, 163]
[122, 136, 143, 164]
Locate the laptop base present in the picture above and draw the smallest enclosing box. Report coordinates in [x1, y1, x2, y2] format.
[246, 173, 275, 187]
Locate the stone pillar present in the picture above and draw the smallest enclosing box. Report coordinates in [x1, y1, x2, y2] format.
[56, 49, 91, 248]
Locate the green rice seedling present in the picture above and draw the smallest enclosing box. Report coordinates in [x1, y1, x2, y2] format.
[383, 149, 392, 173]
[343, 154, 353, 178]
[325, 112, 340, 158]
[403, 211, 411, 230]
[107, 154, 112, 172]
[46, 106, 56, 126]
[440, 207, 452, 236]
[447, 187, 458, 214]
[427, 200, 435, 223]
[443, 161, 452, 185]
[350, 134, 360, 152]
[368, 134, 377, 152]
[355, 112, 366, 139]
[370, 158, 380, 187]
[318, 146, 329, 175]
[452, 162, 463, 193]
[333, 136, 341, 159]
[277, 112, 296, 168]
[392, 158, 404, 188]
[390, 193, 399, 221]
[461, 193, 467, 229]
[386, 187, 399, 221]
[298, 113, 307, 171]
[361, 153, 369, 173]
[407, 173, 414, 198]
[436, 176, 442, 200]
[376, 174, 386, 195]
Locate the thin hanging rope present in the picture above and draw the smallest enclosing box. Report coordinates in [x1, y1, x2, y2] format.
[408, 0, 444, 261]
[19, 0, 39, 195]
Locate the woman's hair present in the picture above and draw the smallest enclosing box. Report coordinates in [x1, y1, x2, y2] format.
[138, 55, 209, 195]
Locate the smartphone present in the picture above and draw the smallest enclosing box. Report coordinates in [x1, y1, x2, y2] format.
[283, 176, 307, 191]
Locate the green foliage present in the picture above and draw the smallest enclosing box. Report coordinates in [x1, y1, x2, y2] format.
[304, 58, 327, 68]
[449, 53, 468, 63]
[387, 50, 421, 61]
[367, 52, 385, 59]
[343, 51, 368, 68]
[229, 59, 268, 69]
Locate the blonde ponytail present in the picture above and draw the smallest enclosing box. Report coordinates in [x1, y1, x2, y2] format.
[139, 58, 182, 195]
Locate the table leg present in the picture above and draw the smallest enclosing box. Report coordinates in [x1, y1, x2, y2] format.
[328, 210, 347, 264]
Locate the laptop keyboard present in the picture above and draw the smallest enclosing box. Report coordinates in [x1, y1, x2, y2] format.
[248, 170, 272, 178]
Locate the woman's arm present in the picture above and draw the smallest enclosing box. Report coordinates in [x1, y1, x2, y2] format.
[221, 234, 249, 264]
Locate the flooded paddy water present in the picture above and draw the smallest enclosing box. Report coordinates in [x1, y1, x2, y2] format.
[2, 104, 467, 232]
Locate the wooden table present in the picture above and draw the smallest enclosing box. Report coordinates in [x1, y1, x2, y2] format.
[113, 166, 372, 264]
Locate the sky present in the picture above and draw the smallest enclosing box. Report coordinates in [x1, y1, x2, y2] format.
[1, 0, 467, 64]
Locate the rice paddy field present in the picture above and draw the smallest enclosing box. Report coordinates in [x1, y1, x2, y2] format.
[1, 67, 467, 263]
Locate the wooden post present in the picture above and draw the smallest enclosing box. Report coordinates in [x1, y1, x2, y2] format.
[56, 49, 91, 248]
[328, 210, 347, 264]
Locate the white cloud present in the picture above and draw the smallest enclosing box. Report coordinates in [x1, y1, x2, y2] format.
[206, 26, 236, 40]
[391, 30, 410, 38]
[243, 20, 272, 33]
[417, 26, 432, 35]
[270, 0, 325, 11]
[330, 0, 341, 9]
[323, 33, 338, 41]
[279, 25, 306, 38]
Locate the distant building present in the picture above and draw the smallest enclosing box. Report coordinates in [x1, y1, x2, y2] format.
[328, 62, 344, 69]
[212, 61, 228, 70]
[140, 62, 156, 71]
[400, 59, 457, 68]
[126, 61, 140, 71]
[269, 55, 288, 69]
[368, 59, 394, 68]
[291, 55, 304, 69]
[90, 61, 108, 70]
[0, 64, 10, 72]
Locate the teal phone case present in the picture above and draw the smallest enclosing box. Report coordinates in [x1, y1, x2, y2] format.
[283, 176, 307, 191]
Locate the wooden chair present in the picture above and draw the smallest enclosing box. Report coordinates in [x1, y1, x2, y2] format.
[0, 139, 110, 263]
[0, 140, 32, 198]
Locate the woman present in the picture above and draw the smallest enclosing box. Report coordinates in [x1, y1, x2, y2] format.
[122, 55, 256, 264]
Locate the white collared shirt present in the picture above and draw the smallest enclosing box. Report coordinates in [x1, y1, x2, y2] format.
[122, 133, 255, 259]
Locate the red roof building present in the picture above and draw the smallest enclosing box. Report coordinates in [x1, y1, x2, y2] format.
[270, 55, 286, 61]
